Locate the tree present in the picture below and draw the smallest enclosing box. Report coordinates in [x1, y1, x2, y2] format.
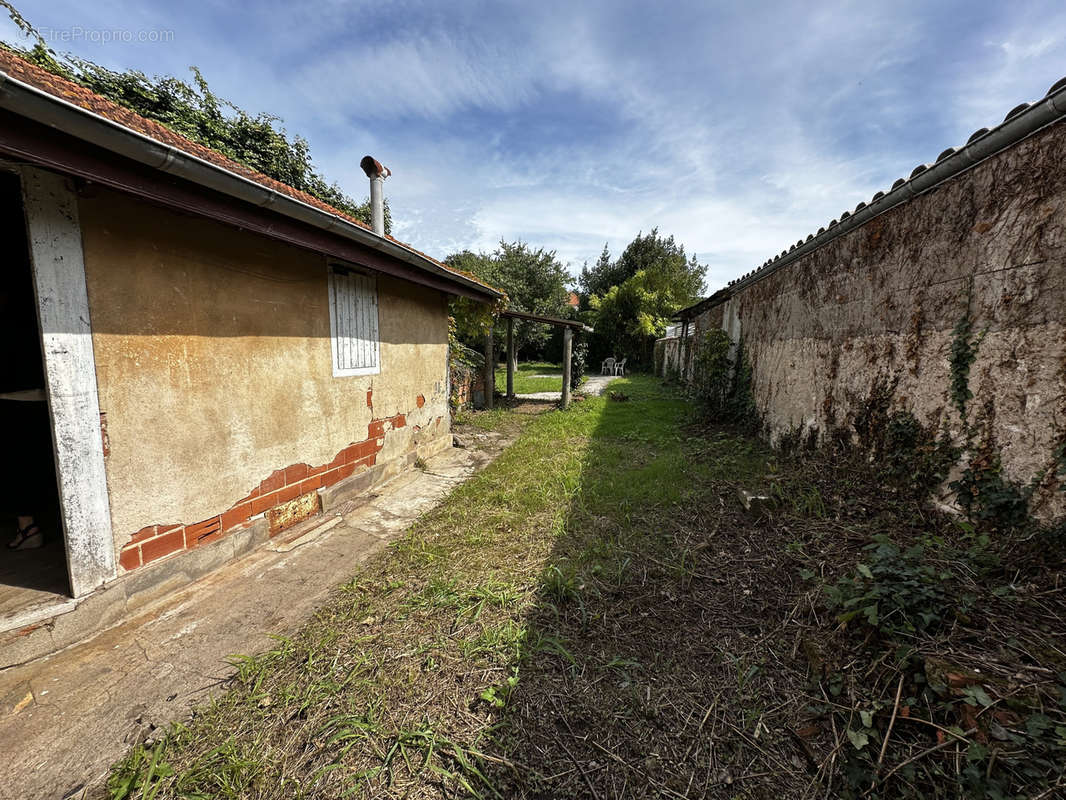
[579, 243, 614, 300]
[445, 241, 570, 362]
[587, 230, 707, 368]
[580, 229, 705, 303]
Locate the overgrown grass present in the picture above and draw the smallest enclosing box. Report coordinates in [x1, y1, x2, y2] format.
[492, 361, 584, 394]
[104, 376, 1066, 799]
[451, 406, 517, 432]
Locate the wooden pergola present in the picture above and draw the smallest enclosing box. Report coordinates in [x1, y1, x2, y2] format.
[483, 310, 593, 409]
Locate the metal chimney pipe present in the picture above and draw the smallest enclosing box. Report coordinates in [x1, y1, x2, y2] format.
[359, 155, 390, 236]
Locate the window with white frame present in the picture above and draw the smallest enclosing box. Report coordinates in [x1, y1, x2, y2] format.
[328, 264, 380, 376]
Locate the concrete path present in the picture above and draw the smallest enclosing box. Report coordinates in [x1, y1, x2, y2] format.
[0, 429, 513, 800]
[514, 372, 620, 401]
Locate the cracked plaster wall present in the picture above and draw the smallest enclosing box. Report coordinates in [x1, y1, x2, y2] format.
[78, 189, 451, 550]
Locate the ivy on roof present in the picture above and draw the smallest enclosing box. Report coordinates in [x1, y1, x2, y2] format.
[0, 19, 389, 233]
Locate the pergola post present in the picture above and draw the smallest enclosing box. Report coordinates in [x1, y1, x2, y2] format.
[506, 316, 515, 400]
[483, 330, 494, 410]
[561, 326, 573, 409]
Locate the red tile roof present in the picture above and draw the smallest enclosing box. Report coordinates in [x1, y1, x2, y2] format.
[0, 47, 497, 296]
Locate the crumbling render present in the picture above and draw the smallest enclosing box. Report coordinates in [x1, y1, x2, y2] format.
[116, 404, 438, 572]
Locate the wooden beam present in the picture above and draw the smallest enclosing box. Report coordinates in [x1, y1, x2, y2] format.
[498, 308, 591, 331]
[483, 331, 494, 410]
[0, 111, 500, 303]
[506, 316, 515, 399]
[561, 327, 573, 409]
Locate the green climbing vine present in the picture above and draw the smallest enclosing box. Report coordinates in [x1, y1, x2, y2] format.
[943, 292, 1033, 530]
[846, 288, 1060, 532]
[1, 4, 385, 230]
[948, 286, 984, 420]
[690, 329, 757, 429]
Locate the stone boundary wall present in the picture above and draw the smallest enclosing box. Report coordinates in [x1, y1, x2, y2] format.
[654, 332, 693, 380]
[688, 119, 1066, 519]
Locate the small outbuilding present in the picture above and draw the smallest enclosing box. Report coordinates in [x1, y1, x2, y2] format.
[0, 50, 501, 655]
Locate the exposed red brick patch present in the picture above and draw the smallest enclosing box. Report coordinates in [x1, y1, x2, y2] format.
[220, 503, 252, 532]
[284, 463, 308, 485]
[141, 528, 185, 564]
[299, 475, 323, 494]
[185, 517, 220, 537]
[194, 529, 223, 548]
[320, 467, 344, 488]
[250, 491, 279, 516]
[276, 484, 301, 505]
[116, 395, 432, 573]
[366, 389, 373, 408]
[119, 546, 141, 571]
[260, 469, 286, 494]
[129, 525, 159, 544]
[185, 516, 222, 548]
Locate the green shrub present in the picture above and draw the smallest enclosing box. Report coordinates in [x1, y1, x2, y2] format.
[881, 411, 958, 495]
[951, 448, 1030, 531]
[689, 330, 756, 427]
[825, 535, 952, 637]
[570, 339, 588, 390]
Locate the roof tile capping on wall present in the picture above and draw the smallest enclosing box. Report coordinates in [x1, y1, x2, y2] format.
[681, 75, 1066, 522]
[677, 74, 1066, 318]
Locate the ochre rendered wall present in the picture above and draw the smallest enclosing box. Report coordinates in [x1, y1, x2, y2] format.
[78, 190, 451, 568]
[692, 121, 1066, 518]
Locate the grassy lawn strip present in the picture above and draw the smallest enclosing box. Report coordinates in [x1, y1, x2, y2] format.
[107, 376, 1066, 799]
[493, 361, 583, 394]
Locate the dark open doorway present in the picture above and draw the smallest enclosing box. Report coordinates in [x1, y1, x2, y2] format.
[0, 170, 69, 622]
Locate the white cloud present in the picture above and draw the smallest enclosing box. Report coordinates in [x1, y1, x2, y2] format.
[7, 0, 1066, 296]
[290, 33, 543, 119]
[946, 8, 1066, 135]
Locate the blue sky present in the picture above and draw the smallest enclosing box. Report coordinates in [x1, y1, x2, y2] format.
[3, 1, 1066, 292]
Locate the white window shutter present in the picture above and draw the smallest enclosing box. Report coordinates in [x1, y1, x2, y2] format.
[329, 266, 380, 376]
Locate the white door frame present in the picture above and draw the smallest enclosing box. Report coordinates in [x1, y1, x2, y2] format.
[16, 165, 115, 597]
